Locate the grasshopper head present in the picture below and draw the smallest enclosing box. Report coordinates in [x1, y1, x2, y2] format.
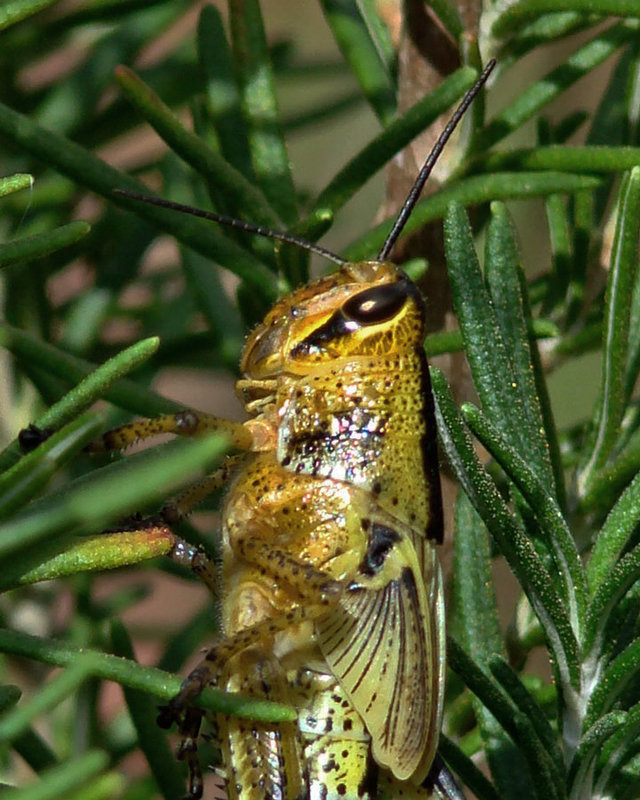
[241, 261, 426, 380]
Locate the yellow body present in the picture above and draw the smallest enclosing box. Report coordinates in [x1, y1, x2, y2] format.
[212, 261, 445, 799]
[110, 260, 446, 798]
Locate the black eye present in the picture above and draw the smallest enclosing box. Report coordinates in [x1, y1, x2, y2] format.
[342, 283, 408, 324]
[291, 280, 414, 357]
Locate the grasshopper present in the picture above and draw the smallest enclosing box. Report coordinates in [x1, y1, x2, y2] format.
[84, 61, 494, 800]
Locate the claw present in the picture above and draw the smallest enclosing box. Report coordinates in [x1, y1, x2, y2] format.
[177, 736, 198, 760]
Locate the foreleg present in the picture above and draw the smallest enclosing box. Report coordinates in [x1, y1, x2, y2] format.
[86, 410, 253, 452]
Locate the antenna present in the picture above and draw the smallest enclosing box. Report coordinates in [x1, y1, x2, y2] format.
[112, 191, 348, 267]
[377, 58, 496, 261]
[114, 59, 495, 268]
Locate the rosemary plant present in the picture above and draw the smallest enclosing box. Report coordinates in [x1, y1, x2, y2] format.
[0, 1, 639, 799]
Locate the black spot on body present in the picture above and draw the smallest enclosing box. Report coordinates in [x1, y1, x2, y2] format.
[358, 751, 378, 798]
[360, 523, 400, 576]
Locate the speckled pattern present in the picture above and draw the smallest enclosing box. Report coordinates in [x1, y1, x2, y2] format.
[157, 261, 446, 798]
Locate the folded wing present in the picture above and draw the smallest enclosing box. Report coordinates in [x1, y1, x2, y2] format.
[316, 530, 443, 783]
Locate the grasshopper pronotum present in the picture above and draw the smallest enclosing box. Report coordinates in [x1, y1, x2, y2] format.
[88, 60, 495, 800]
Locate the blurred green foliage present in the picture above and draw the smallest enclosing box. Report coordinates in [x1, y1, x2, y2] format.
[1, 1, 640, 798]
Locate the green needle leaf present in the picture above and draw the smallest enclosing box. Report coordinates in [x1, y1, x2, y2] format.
[584, 543, 640, 658]
[482, 145, 640, 174]
[432, 369, 581, 694]
[446, 201, 557, 494]
[580, 427, 640, 517]
[0, 627, 296, 723]
[197, 4, 253, 177]
[438, 735, 501, 800]
[229, 0, 297, 224]
[0, 435, 227, 565]
[0, 412, 104, 519]
[578, 168, 640, 496]
[319, 0, 396, 125]
[484, 202, 565, 505]
[2, 752, 110, 799]
[593, 703, 640, 798]
[0, 325, 181, 460]
[114, 65, 278, 228]
[477, 21, 640, 153]
[110, 620, 185, 800]
[0, 336, 162, 471]
[0, 100, 277, 298]
[587, 468, 640, 596]
[452, 494, 533, 798]
[584, 635, 640, 730]
[449, 639, 563, 800]
[0, 657, 100, 744]
[10, 726, 57, 773]
[568, 711, 627, 796]
[462, 404, 585, 635]
[310, 67, 478, 217]
[14, 528, 177, 587]
[0, 0, 61, 30]
[425, 0, 464, 39]
[489, 655, 565, 781]
[343, 171, 601, 261]
[0, 173, 33, 196]
[0, 221, 90, 269]
[492, 1, 640, 39]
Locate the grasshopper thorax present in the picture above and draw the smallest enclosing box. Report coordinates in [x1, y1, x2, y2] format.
[237, 259, 441, 544]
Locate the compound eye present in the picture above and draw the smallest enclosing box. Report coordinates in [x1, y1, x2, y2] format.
[342, 282, 408, 325]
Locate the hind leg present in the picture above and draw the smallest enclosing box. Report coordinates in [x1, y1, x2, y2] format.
[159, 583, 341, 724]
[219, 648, 305, 800]
[159, 639, 310, 800]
